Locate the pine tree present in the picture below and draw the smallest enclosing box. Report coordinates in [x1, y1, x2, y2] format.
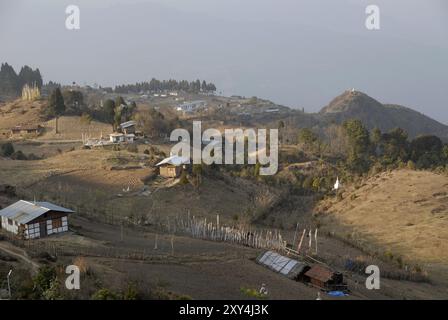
[47, 88, 66, 117]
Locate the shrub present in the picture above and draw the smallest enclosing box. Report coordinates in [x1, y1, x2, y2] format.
[10, 151, 27, 160]
[91, 288, 119, 300]
[42, 279, 63, 300]
[407, 160, 416, 170]
[179, 171, 189, 185]
[0, 142, 14, 157]
[123, 282, 141, 300]
[240, 287, 267, 299]
[33, 266, 57, 294]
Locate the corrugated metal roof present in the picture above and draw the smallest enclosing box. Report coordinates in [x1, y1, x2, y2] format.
[120, 121, 136, 129]
[256, 251, 308, 279]
[0, 200, 74, 225]
[36, 202, 75, 214]
[156, 155, 190, 167]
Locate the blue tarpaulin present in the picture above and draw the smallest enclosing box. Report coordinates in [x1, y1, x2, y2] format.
[327, 291, 348, 297]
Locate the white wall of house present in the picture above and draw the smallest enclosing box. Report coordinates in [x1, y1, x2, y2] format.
[1, 216, 19, 234]
[2, 216, 69, 239]
[47, 216, 68, 235]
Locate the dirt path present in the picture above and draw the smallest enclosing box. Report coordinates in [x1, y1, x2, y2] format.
[0, 241, 40, 272]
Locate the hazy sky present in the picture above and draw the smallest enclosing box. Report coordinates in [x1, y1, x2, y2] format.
[1, 0, 447, 123]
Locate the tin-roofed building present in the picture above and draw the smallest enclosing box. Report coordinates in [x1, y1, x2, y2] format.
[0, 200, 74, 239]
[119, 120, 137, 134]
[256, 251, 310, 280]
[303, 264, 346, 291]
[156, 155, 190, 178]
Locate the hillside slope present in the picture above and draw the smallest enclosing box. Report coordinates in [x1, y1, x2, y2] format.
[0, 99, 112, 140]
[319, 91, 448, 139]
[316, 170, 448, 268]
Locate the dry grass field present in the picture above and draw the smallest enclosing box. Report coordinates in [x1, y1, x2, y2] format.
[0, 99, 112, 141]
[0, 99, 44, 130]
[316, 169, 448, 284]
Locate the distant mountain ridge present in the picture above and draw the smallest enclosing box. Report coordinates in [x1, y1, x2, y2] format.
[318, 90, 448, 140]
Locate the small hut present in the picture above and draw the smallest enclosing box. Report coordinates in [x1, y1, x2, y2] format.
[304, 265, 346, 291]
[10, 125, 43, 137]
[156, 155, 190, 178]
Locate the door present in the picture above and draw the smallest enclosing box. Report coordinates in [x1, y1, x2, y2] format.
[39, 222, 47, 238]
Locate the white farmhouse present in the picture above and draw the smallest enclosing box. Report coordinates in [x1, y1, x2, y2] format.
[0, 200, 74, 239]
[176, 100, 206, 113]
[109, 133, 135, 144]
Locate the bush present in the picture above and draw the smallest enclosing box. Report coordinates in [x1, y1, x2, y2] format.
[91, 288, 119, 300]
[407, 160, 416, 170]
[0, 142, 14, 157]
[10, 150, 27, 160]
[240, 287, 267, 299]
[33, 266, 57, 294]
[179, 171, 189, 185]
[123, 282, 141, 300]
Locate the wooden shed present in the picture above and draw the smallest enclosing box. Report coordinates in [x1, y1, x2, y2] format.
[156, 155, 190, 178]
[304, 264, 346, 291]
[10, 125, 43, 137]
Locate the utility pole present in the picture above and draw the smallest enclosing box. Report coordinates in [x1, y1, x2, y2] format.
[7, 269, 12, 299]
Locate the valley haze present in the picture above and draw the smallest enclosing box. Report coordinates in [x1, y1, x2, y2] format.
[1, 0, 447, 123]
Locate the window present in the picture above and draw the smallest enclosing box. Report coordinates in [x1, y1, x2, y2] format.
[52, 218, 62, 229]
[8, 219, 13, 225]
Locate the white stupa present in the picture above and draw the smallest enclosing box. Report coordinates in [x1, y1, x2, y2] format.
[333, 177, 341, 190]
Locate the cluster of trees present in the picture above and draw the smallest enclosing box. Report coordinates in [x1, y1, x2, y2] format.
[134, 107, 178, 138]
[42, 88, 140, 130]
[102, 97, 137, 130]
[343, 120, 448, 173]
[0, 63, 43, 97]
[114, 78, 216, 94]
[299, 119, 448, 175]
